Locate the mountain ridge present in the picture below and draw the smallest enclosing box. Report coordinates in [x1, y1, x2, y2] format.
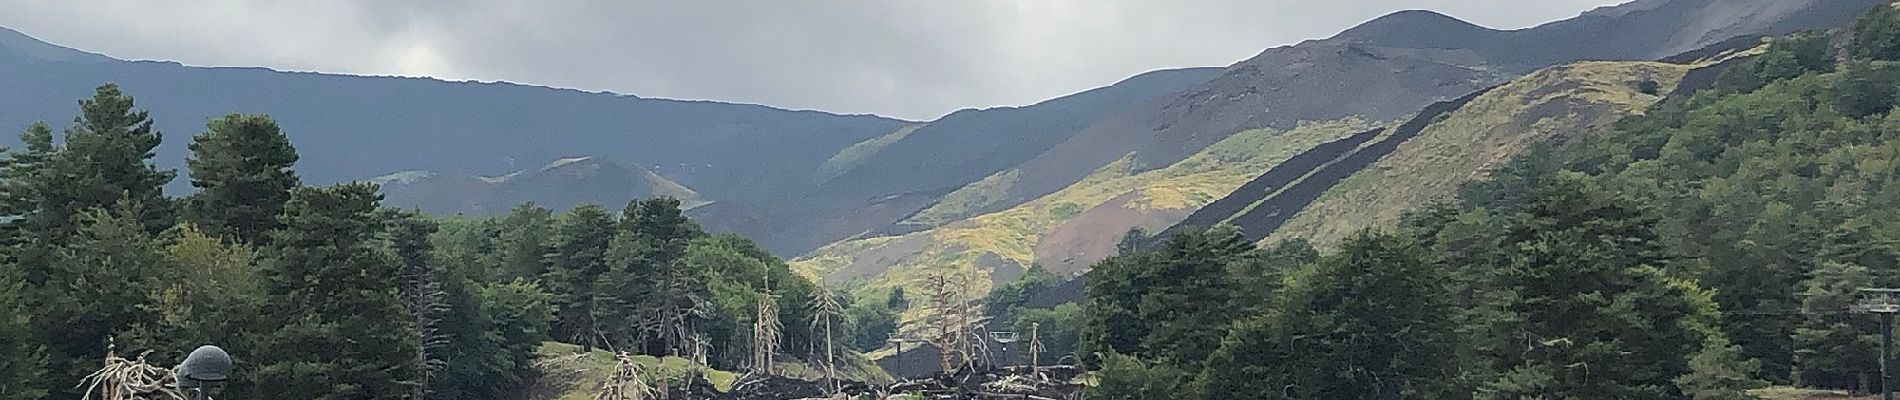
[790, 0, 1891, 309]
[0, 33, 911, 207]
[376, 156, 706, 216]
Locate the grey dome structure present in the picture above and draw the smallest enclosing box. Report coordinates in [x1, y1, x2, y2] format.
[174, 345, 232, 388]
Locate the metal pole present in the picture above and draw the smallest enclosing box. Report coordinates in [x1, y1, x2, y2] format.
[1885, 312, 1894, 400]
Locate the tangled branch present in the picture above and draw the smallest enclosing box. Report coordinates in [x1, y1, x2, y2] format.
[78, 350, 183, 400]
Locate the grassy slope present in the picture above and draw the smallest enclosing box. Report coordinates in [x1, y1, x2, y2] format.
[527, 342, 738, 400]
[792, 118, 1374, 302]
[1262, 61, 1691, 248]
[903, 168, 1021, 227]
[815, 124, 927, 184]
[527, 342, 894, 400]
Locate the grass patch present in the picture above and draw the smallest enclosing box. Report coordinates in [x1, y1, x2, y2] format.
[1048, 202, 1084, 221]
[904, 168, 1021, 226]
[789, 235, 903, 280]
[1750, 386, 1876, 400]
[815, 124, 926, 183]
[527, 342, 737, 400]
[772, 351, 895, 386]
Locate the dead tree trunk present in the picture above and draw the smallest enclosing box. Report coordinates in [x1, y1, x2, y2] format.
[810, 286, 846, 394]
[752, 288, 781, 374]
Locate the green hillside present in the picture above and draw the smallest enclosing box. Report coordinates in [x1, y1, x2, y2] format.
[1071, 7, 1900, 398]
[792, 118, 1374, 302]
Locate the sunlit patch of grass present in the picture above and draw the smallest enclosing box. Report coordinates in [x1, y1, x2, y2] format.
[790, 235, 903, 280]
[528, 342, 737, 400]
[904, 168, 1021, 226]
[1749, 386, 1876, 400]
[816, 124, 926, 183]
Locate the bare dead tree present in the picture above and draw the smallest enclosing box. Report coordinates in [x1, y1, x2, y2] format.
[918, 268, 983, 374]
[752, 287, 781, 374]
[640, 256, 710, 360]
[404, 274, 449, 400]
[1028, 322, 1044, 376]
[392, 215, 449, 399]
[596, 352, 657, 400]
[960, 268, 983, 371]
[809, 285, 846, 394]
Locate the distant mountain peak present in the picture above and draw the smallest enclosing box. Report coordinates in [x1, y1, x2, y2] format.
[1330, 9, 1495, 45]
[1581, 0, 1674, 19]
[0, 25, 114, 63]
[1364, 9, 1481, 27]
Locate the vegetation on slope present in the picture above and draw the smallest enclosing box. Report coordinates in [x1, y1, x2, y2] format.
[815, 124, 926, 184]
[1077, 8, 1900, 397]
[902, 168, 1021, 227]
[526, 342, 739, 400]
[792, 118, 1373, 308]
[701, 68, 1221, 257]
[1264, 61, 1691, 248]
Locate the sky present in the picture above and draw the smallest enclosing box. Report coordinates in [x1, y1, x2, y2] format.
[0, 0, 1629, 121]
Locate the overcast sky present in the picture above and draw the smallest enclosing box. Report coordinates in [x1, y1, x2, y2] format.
[1, 0, 1628, 121]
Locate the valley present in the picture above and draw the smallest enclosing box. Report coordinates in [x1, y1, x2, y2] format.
[4, 0, 1900, 399]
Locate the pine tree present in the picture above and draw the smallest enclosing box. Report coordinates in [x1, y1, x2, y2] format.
[184, 114, 300, 245]
[1086, 353, 1188, 400]
[1676, 335, 1767, 400]
[493, 203, 555, 280]
[1792, 262, 1879, 391]
[1228, 238, 1316, 314]
[137, 224, 264, 366]
[1195, 232, 1460, 400]
[0, 122, 56, 253]
[642, 251, 712, 359]
[386, 211, 448, 400]
[1695, 201, 1817, 383]
[621, 198, 710, 357]
[472, 280, 553, 395]
[34, 203, 168, 397]
[1134, 225, 1248, 370]
[47, 84, 177, 236]
[544, 204, 616, 350]
[1478, 173, 1707, 399]
[249, 183, 417, 400]
[1078, 250, 1156, 366]
[886, 287, 909, 311]
[622, 197, 701, 261]
[0, 122, 58, 328]
[0, 270, 46, 400]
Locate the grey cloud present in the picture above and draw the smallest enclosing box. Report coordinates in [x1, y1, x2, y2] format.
[0, 0, 1627, 120]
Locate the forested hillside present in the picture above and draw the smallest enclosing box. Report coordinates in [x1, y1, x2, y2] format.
[9, 1, 1900, 399]
[1071, 6, 1900, 398]
[0, 86, 903, 399]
